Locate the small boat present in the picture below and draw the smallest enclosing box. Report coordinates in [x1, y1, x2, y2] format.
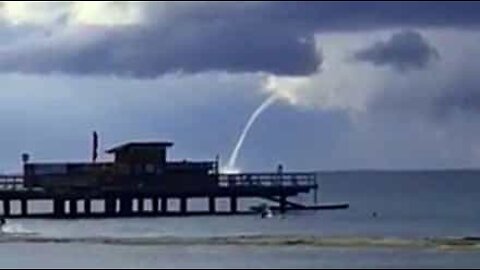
[261, 208, 273, 219]
[250, 203, 274, 218]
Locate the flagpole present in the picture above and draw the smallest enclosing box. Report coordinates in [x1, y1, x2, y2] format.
[92, 131, 98, 163]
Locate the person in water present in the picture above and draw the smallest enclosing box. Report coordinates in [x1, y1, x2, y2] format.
[260, 206, 273, 219]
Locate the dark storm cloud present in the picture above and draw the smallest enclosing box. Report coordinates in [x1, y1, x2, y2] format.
[1, 1, 480, 77]
[434, 91, 480, 118]
[353, 31, 439, 72]
[432, 73, 480, 118]
[0, 16, 322, 77]
[366, 47, 480, 121]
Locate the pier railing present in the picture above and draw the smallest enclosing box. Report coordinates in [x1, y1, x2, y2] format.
[0, 174, 24, 190]
[217, 172, 317, 188]
[0, 172, 319, 191]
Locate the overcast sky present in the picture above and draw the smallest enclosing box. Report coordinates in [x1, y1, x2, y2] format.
[0, 1, 479, 172]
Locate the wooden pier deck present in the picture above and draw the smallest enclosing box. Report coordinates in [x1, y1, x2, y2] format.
[0, 172, 342, 219]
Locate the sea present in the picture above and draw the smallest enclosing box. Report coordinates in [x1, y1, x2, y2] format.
[1, 170, 480, 269]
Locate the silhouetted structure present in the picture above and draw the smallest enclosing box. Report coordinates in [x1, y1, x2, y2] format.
[0, 140, 347, 219]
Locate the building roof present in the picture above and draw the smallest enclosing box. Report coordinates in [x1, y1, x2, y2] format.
[106, 142, 174, 154]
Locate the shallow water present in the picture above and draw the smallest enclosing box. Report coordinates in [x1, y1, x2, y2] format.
[1, 243, 480, 269]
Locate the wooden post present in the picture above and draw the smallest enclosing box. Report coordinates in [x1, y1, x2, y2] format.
[279, 195, 287, 214]
[53, 199, 65, 217]
[70, 200, 77, 216]
[208, 197, 216, 214]
[152, 197, 159, 213]
[84, 199, 91, 214]
[20, 199, 28, 216]
[180, 197, 187, 214]
[161, 197, 167, 213]
[138, 198, 144, 213]
[120, 197, 132, 215]
[230, 196, 238, 214]
[3, 200, 10, 217]
[105, 197, 116, 216]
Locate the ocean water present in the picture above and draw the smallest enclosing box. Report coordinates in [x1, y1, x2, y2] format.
[1, 170, 480, 268]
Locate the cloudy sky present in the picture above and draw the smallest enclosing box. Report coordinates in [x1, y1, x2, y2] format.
[0, 1, 479, 172]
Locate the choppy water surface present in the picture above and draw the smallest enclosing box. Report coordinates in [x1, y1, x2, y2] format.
[1, 170, 480, 268]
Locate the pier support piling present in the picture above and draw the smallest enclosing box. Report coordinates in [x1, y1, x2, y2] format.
[2, 200, 10, 217]
[208, 196, 216, 214]
[152, 197, 159, 213]
[138, 198, 144, 213]
[120, 197, 133, 215]
[105, 197, 116, 216]
[180, 197, 187, 214]
[84, 199, 91, 214]
[53, 199, 65, 217]
[279, 195, 287, 214]
[161, 197, 167, 213]
[70, 200, 77, 216]
[20, 199, 28, 216]
[230, 196, 238, 214]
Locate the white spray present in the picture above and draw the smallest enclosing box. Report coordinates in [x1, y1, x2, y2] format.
[224, 94, 279, 173]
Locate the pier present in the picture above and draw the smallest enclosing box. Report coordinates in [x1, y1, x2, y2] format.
[0, 173, 331, 219]
[0, 140, 347, 219]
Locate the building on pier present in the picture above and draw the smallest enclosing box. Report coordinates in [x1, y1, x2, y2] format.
[24, 142, 218, 193]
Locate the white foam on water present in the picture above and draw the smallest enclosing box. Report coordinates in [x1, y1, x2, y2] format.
[1, 223, 36, 236]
